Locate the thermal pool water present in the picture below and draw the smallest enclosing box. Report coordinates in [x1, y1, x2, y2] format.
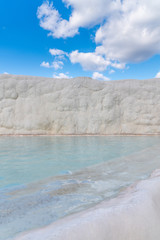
[0, 136, 160, 240]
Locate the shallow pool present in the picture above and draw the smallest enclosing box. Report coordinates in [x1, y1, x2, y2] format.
[1, 136, 160, 240]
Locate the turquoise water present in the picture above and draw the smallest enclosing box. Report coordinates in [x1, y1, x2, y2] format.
[1, 136, 160, 189]
[1, 136, 160, 240]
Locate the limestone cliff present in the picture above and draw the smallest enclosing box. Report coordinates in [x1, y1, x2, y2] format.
[0, 74, 160, 135]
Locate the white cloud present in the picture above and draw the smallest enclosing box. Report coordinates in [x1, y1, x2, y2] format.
[40, 61, 50, 68]
[70, 50, 110, 71]
[49, 48, 68, 57]
[95, 0, 160, 63]
[73, 0, 160, 69]
[110, 62, 125, 70]
[37, 1, 78, 38]
[109, 69, 115, 74]
[92, 72, 110, 81]
[155, 72, 160, 78]
[37, 0, 120, 38]
[62, 0, 119, 28]
[53, 73, 71, 79]
[70, 50, 126, 72]
[40, 61, 64, 70]
[38, 0, 160, 72]
[41, 49, 67, 71]
[3, 72, 9, 74]
[52, 61, 64, 70]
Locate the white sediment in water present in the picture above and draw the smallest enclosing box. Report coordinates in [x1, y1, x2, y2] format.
[1, 136, 160, 240]
[10, 142, 160, 240]
[0, 74, 160, 134]
[14, 169, 160, 240]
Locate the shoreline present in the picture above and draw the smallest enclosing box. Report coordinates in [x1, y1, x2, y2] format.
[1, 133, 160, 136]
[13, 169, 160, 240]
[2, 139, 160, 240]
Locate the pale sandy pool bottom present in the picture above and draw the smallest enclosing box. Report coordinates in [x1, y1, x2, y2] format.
[0, 136, 160, 240]
[14, 169, 160, 240]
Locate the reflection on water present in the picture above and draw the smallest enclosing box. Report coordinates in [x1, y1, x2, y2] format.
[0, 136, 160, 240]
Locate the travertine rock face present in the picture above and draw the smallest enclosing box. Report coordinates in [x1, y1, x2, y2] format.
[0, 74, 160, 135]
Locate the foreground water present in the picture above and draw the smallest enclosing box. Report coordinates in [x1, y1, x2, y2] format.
[0, 136, 160, 240]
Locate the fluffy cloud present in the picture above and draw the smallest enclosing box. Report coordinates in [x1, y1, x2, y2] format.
[37, 1, 77, 38]
[61, 0, 119, 28]
[38, 0, 160, 72]
[155, 72, 160, 78]
[37, 0, 120, 38]
[49, 48, 68, 57]
[40, 61, 50, 68]
[52, 61, 64, 70]
[40, 61, 64, 70]
[70, 50, 126, 72]
[92, 72, 110, 81]
[53, 73, 71, 79]
[70, 50, 110, 71]
[95, 0, 160, 63]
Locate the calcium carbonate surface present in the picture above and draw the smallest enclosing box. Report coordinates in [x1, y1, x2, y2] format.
[0, 74, 160, 134]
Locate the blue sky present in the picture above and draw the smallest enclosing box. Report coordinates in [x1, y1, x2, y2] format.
[0, 0, 160, 80]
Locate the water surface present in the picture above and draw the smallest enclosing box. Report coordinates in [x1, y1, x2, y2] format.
[0, 136, 160, 240]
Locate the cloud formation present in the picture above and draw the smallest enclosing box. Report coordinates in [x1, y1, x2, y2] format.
[37, 0, 119, 38]
[40, 60, 64, 70]
[49, 48, 68, 57]
[95, 0, 160, 63]
[92, 72, 110, 81]
[38, 0, 160, 72]
[69, 50, 126, 72]
[52, 61, 64, 70]
[70, 51, 110, 71]
[40, 61, 50, 68]
[155, 72, 160, 78]
[53, 73, 71, 79]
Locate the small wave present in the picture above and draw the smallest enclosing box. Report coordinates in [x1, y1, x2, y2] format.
[3, 144, 160, 240]
[14, 169, 160, 240]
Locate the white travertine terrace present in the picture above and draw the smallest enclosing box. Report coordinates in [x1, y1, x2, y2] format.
[14, 169, 160, 240]
[0, 74, 160, 135]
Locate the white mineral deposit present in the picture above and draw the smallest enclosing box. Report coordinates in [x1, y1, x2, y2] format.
[0, 74, 160, 135]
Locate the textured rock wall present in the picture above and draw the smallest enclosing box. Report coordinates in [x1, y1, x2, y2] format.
[0, 74, 160, 135]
